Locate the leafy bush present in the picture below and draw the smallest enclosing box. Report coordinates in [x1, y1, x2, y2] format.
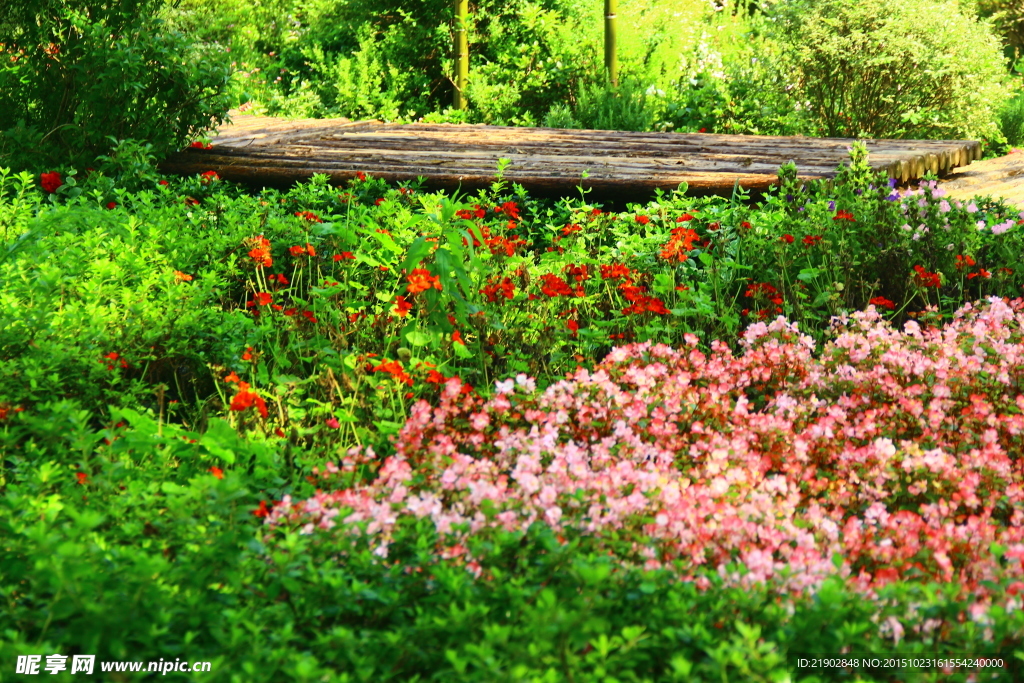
[767, 0, 1011, 140]
[999, 91, 1024, 146]
[0, 0, 235, 173]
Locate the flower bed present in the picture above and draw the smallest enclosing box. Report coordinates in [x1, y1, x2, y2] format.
[270, 297, 1024, 611]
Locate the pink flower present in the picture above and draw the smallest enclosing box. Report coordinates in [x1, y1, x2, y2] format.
[325, 416, 340, 429]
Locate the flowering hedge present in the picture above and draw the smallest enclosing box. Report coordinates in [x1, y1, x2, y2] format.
[269, 297, 1024, 611]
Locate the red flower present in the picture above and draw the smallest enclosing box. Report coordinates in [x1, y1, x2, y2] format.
[184, 197, 200, 206]
[254, 292, 272, 306]
[407, 268, 442, 294]
[741, 221, 752, 230]
[496, 201, 521, 219]
[301, 310, 317, 323]
[190, 141, 213, 150]
[76, 472, 88, 485]
[393, 295, 413, 317]
[833, 210, 855, 222]
[253, 500, 271, 518]
[425, 370, 447, 384]
[912, 265, 941, 288]
[635, 215, 650, 225]
[106, 201, 117, 210]
[356, 171, 367, 181]
[158, 179, 169, 186]
[200, 170, 220, 184]
[452, 330, 465, 345]
[780, 234, 794, 244]
[698, 127, 707, 133]
[677, 214, 694, 223]
[174, 270, 193, 283]
[802, 235, 823, 247]
[869, 296, 896, 310]
[967, 269, 991, 280]
[294, 211, 322, 223]
[209, 466, 224, 479]
[561, 223, 582, 237]
[289, 243, 316, 257]
[955, 254, 976, 270]
[333, 251, 355, 261]
[567, 319, 579, 336]
[247, 235, 273, 268]
[229, 383, 269, 419]
[40, 172, 63, 193]
[375, 198, 386, 205]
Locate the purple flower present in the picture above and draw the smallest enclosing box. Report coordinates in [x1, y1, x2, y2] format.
[885, 192, 899, 202]
[888, 177, 898, 188]
[828, 200, 836, 211]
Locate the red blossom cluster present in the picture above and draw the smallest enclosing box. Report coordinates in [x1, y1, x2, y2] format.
[456, 205, 487, 220]
[295, 211, 322, 223]
[913, 265, 941, 288]
[246, 235, 273, 268]
[407, 267, 442, 294]
[225, 371, 268, 419]
[480, 277, 516, 303]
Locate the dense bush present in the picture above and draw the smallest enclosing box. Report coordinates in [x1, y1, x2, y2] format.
[766, 0, 1011, 140]
[0, 0, 235, 173]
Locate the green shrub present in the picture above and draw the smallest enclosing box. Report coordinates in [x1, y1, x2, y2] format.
[0, 0, 235, 173]
[999, 91, 1024, 146]
[767, 0, 1011, 140]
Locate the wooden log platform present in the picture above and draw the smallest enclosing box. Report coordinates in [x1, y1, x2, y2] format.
[158, 114, 983, 200]
[937, 149, 1024, 209]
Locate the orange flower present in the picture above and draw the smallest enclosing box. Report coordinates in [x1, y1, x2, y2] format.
[452, 330, 465, 345]
[209, 466, 224, 479]
[254, 292, 272, 306]
[407, 267, 442, 294]
[174, 270, 193, 282]
[76, 472, 88, 485]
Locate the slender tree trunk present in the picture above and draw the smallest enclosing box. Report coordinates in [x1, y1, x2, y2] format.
[604, 0, 618, 87]
[454, 0, 469, 110]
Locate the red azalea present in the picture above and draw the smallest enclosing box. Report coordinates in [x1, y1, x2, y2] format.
[407, 268, 442, 294]
[393, 295, 413, 317]
[294, 211, 322, 223]
[869, 296, 896, 310]
[209, 466, 224, 479]
[40, 172, 63, 193]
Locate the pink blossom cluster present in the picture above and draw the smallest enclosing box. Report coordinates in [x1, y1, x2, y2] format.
[267, 297, 1024, 600]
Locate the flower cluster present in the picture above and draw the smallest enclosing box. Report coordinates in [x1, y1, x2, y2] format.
[225, 371, 268, 419]
[269, 298, 1024, 603]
